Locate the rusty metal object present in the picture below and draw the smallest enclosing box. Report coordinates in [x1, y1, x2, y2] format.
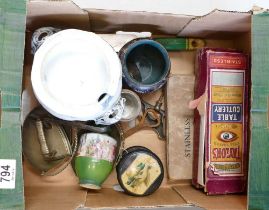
[123, 108, 160, 139]
[141, 93, 166, 140]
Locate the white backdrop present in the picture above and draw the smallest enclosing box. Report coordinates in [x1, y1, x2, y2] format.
[73, 0, 269, 16]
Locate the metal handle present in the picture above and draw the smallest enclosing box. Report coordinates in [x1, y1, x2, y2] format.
[35, 119, 56, 160]
[41, 127, 78, 176]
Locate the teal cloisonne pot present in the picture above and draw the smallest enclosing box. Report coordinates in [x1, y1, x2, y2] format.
[75, 133, 118, 189]
[119, 38, 171, 94]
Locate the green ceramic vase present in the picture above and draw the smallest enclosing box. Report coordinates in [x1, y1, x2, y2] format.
[75, 133, 117, 189]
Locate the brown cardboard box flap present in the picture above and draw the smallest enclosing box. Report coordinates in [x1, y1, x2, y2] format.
[25, 186, 86, 210]
[24, 161, 87, 210]
[173, 185, 247, 210]
[23, 160, 79, 187]
[83, 9, 193, 34]
[24, 1, 251, 209]
[27, 1, 90, 31]
[179, 10, 251, 37]
[85, 187, 187, 209]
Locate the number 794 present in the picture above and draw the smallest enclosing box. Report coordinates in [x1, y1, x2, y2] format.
[0, 165, 11, 182]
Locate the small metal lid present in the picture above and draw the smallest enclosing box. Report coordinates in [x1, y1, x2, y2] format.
[116, 146, 164, 196]
[121, 146, 151, 158]
[120, 89, 141, 122]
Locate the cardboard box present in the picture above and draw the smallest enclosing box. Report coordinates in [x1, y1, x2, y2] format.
[0, 0, 266, 209]
[0, 1, 26, 209]
[192, 48, 249, 194]
[248, 13, 269, 210]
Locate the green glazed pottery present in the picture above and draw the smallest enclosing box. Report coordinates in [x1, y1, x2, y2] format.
[75, 133, 118, 189]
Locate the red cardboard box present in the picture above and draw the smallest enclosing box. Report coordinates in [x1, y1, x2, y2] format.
[192, 48, 249, 195]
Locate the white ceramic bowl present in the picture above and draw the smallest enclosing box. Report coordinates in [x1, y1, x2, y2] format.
[31, 29, 122, 121]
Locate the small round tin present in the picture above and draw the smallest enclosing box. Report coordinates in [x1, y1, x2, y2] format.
[116, 146, 164, 196]
[120, 89, 141, 122]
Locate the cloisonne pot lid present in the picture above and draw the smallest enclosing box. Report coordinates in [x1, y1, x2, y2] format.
[116, 146, 164, 196]
[31, 29, 122, 121]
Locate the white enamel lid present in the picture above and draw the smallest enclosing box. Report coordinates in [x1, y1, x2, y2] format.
[31, 29, 122, 121]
